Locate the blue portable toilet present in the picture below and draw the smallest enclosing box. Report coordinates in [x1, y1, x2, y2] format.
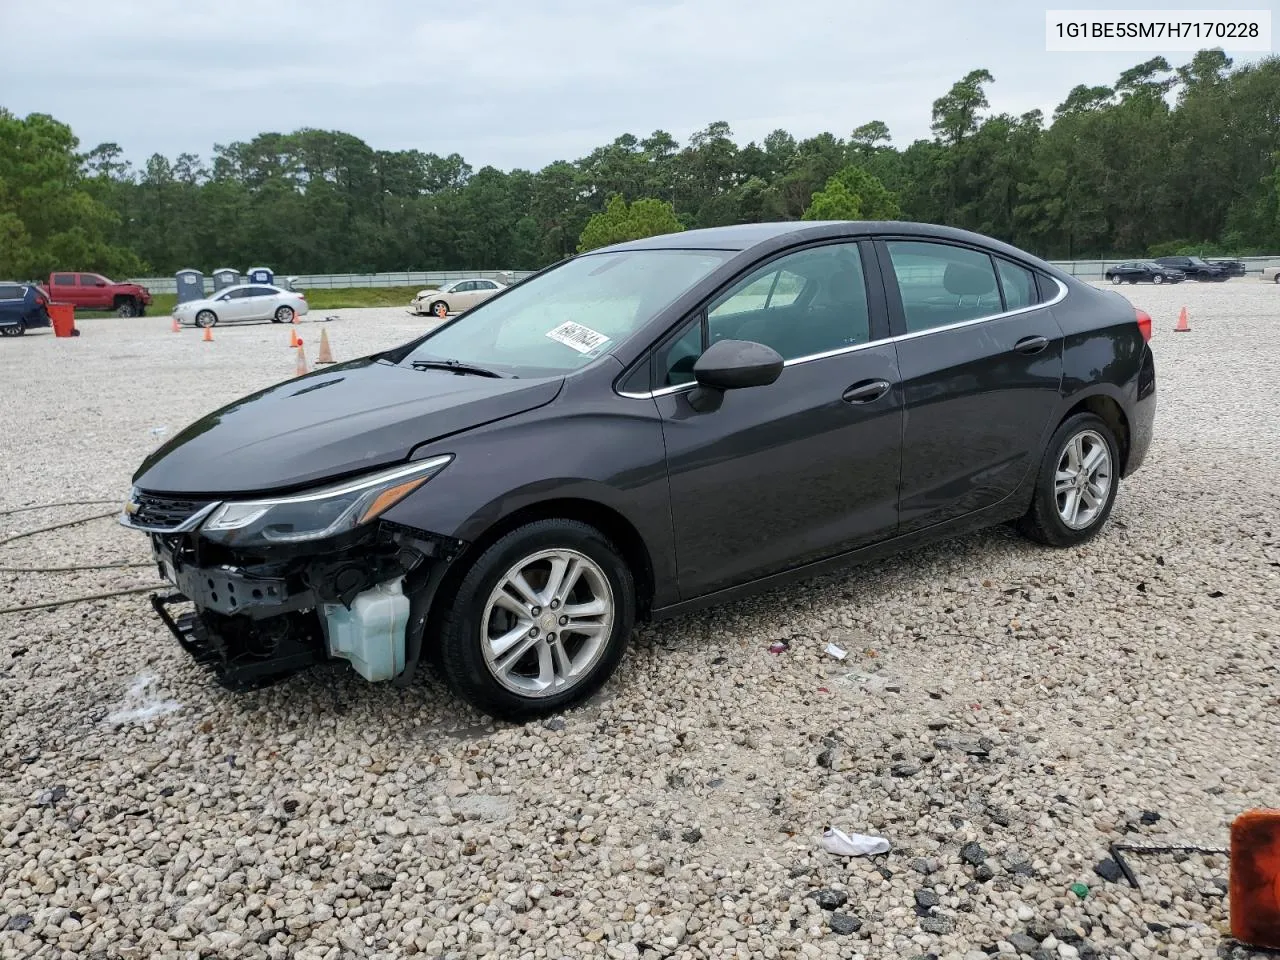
[174, 269, 205, 304]
[212, 267, 241, 292]
[247, 266, 274, 285]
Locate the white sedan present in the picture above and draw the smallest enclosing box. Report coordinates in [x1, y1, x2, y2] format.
[411, 278, 507, 318]
[174, 284, 309, 327]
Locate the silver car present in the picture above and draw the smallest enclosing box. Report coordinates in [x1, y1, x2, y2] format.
[1261, 264, 1280, 283]
[175, 284, 309, 327]
[412, 279, 507, 318]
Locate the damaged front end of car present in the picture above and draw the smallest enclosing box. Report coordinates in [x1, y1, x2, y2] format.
[120, 457, 465, 691]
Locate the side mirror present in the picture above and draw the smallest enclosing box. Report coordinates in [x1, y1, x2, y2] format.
[693, 338, 784, 391]
[95, 280, 107, 287]
[687, 339, 784, 412]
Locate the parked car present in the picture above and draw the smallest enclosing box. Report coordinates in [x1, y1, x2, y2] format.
[172, 284, 308, 327]
[1104, 260, 1185, 285]
[1259, 265, 1280, 283]
[1152, 256, 1229, 281]
[0, 282, 52, 337]
[411, 278, 507, 318]
[1207, 258, 1247, 278]
[120, 220, 1156, 720]
[47, 271, 152, 316]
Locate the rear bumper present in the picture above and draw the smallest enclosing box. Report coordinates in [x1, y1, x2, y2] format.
[1124, 344, 1156, 477]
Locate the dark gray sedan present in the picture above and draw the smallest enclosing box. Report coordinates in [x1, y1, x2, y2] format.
[121, 221, 1157, 720]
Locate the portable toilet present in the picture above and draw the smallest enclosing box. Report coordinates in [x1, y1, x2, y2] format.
[212, 267, 241, 292]
[247, 266, 274, 285]
[174, 269, 205, 304]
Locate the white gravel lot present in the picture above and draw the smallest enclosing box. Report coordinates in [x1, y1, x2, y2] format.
[0, 281, 1278, 960]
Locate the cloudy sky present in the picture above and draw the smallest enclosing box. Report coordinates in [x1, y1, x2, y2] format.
[2, 0, 1276, 170]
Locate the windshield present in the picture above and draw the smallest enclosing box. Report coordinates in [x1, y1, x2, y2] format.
[1187, 257, 1208, 266]
[401, 249, 733, 377]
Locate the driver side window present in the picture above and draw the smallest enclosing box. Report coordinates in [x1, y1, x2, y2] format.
[655, 242, 871, 388]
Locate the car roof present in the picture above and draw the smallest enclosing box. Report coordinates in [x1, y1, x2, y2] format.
[595, 220, 1067, 275]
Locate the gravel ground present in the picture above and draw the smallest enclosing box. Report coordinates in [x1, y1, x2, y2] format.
[1, 281, 1278, 960]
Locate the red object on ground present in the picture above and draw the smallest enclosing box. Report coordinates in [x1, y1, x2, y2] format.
[48, 302, 76, 338]
[1231, 809, 1280, 949]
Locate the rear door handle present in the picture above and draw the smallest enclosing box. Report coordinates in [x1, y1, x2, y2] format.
[842, 379, 891, 404]
[1014, 335, 1050, 355]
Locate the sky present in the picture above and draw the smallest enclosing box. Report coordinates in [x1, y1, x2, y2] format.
[1, 0, 1276, 171]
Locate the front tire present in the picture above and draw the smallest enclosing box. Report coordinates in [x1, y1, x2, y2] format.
[1153, 274, 1164, 284]
[1018, 413, 1120, 548]
[437, 519, 636, 722]
[115, 298, 138, 317]
[195, 310, 217, 328]
[431, 300, 449, 319]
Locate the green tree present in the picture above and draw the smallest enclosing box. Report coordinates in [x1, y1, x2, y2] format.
[802, 166, 900, 221]
[577, 195, 683, 252]
[0, 110, 145, 278]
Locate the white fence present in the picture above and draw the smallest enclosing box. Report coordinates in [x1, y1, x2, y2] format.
[129, 255, 1280, 294]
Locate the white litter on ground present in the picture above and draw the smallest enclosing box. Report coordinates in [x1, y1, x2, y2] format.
[103, 674, 182, 724]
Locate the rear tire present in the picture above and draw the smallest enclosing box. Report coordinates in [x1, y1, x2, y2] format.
[1110, 274, 1121, 284]
[195, 310, 217, 328]
[437, 519, 635, 722]
[1018, 413, 1120, 548]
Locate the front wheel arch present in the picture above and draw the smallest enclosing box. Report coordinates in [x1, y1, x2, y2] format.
[430, 497, 656, 629]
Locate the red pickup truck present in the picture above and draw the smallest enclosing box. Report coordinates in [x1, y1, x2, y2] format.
[48, 272, 153, 317]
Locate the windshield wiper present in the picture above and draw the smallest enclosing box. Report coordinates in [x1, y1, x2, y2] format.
[409, 358, 505, 378]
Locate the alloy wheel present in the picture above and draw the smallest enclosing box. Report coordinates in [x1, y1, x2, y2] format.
[1054, 429, 1112, 530]
[480, 548, 615, 698]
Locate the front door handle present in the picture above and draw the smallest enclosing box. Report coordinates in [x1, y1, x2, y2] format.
[842, 379, 891, 404]
[1014, 335, 1050, 355]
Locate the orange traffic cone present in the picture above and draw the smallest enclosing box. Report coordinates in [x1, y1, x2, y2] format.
[291, 311, 299, 324]
[1230, 809, 1280, 948]
[202, 325, 213, 342]
[171, 316, 180, 333]
[295, 341, 309, 376]
[316, 328, 334, 364]
[289, 327, 299, 348]
[1174, 306, 1191, 332]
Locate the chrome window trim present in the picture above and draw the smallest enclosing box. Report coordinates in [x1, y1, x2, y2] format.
[617, 276, 1068, 400]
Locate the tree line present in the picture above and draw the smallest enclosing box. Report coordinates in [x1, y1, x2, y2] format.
[1, 49, 1278, 280]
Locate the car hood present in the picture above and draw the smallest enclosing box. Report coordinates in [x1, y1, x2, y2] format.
[132, 356, 564, 496]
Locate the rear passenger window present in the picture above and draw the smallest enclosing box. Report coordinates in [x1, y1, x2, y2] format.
[885, 241, 1002, 333]
[53, 275, 74, 286]
[0, 285, 24, 300]
[996, 258, 1038, 310]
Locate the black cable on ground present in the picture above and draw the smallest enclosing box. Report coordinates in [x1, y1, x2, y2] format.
[0, 562, 152, 573]
[0, 502, 158, 612]
[0, 584, 160, 616]
[0, 511, 118, 547]
[0, 499, 120, 519]
[1108, 841, 1230, 890]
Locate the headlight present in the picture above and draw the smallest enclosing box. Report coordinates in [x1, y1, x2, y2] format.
[200, 455, 452, 546]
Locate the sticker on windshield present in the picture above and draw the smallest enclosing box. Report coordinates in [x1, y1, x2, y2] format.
[546, 320, 610, 355]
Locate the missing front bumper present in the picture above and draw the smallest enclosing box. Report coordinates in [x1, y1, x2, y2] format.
[143, 522, 465, 690]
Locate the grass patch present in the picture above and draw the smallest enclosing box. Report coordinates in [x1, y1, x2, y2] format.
[77, 284, 434, 318]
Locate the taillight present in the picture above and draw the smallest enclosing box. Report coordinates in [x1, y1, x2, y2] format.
[34, 294, 46, 307]
[1135, 308, 1152, 343]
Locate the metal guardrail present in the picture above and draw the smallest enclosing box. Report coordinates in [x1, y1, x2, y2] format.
[131, 269, 538, 295]
[127, 256, 1279, 294]
[1048, 256, 1279, 280]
